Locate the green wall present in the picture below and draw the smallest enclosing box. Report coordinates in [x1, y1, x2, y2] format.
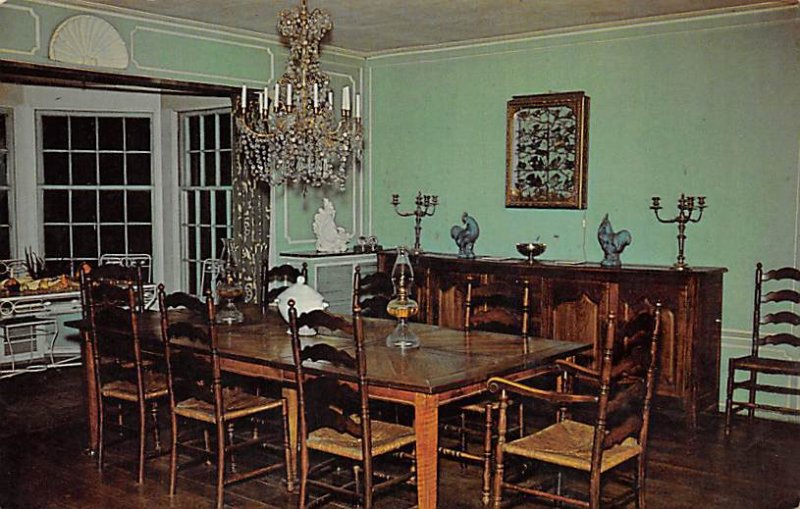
[368, 8, 800, 336]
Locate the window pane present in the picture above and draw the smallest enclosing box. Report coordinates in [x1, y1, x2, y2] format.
[98, 117, 123, 150]
[189, 116, 200, 150]
[0, 153, 7, 187]
[187, 228, 196, 259]
[70, 117, 96, 150]
[127, 191, 151, 222]
[190, 153, 201, 186]
[73, 225, 97, 258]
[71, 190, 97, 222]
[42, 116, 68, 149]
[199, 227, 211, 259]
[125, 118, 151, 151]
[186, 192, 196, 224]
[0, 116, 6, 150]
[43, 153, 69, 185]
[203, 115, 216, 150]
[0, 226, 9, 260]
[44, 225, 71, 258]
[99, 190, 125, 222]
[126, 153, 151, 185]
[71, 153, 97, 185]
[219, 114, 231, 150]
[215, 227, 228, 254]
[98, 153, 124, 185]
[204, 152, 216, 186]
[127, 225, 152, 255]
[0, 192, 7, 225]
[199, 191, 211, 224]
[220, 151, 231, 186]
[215, 191, 228, 225]
[100, 225, 126, 254]
[43, 190, 69, 222]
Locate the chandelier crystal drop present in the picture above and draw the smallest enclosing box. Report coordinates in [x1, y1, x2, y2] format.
[235, 0, 363, 190]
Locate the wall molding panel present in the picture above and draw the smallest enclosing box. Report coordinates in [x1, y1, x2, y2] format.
[130, 26, 274, 85]
[0, 5, 41, 56]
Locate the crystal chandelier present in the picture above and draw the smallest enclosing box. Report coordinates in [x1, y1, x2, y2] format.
[235, 0, 363, 190]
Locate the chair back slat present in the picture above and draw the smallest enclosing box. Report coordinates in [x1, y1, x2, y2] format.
[465, 277, 530, 337]
[762, 311, 800, 327]
[353, 265, 394, 319]
[762, 289, 800, 304]
[763, 266, 800, 282]
[296, 309, 354, 336]
[759, 332, 800, 348]
[300, 343, 357, 369]
[260, 261, 308, 312]
[163, 291, 209, 315]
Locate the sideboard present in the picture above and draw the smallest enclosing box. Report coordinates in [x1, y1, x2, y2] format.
[377, 252, 726, 427]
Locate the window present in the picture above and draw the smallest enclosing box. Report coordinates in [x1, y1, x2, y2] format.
[38, 113, 153, 275]
[0, 111, 12, 259]
[179, 109, 232, 294]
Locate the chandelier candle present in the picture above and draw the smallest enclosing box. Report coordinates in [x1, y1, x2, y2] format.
[235, 0, 364, 190]
[650, 193, 707, 270]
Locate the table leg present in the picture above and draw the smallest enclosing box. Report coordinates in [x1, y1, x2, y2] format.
[282, 386, 298, 484]
[414, 393, 439, 509]
[81, 330, 99, 454]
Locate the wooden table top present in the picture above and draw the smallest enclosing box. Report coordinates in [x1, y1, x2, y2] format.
[71, 305, 589, 396]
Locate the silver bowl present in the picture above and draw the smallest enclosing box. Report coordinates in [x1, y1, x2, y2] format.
[516, 242, 547, 263]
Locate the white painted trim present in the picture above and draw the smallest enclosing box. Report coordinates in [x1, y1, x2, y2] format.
[23, 0, 369, 59]
[130, 26, 274, 84]
[366, 3, 797, 60]
[0, 4, 41, 56]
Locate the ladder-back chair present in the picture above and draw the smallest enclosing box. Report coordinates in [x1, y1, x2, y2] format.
[487, 304, 662, 509]
[725, 263, 800, 434]
[288, 301, 417, 509]
[80, 264, 167, 484]
[158, 286, 292, 509]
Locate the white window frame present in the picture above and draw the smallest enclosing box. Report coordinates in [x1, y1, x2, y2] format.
[178, 107, 233, 294]
[36, 110, 155, 274]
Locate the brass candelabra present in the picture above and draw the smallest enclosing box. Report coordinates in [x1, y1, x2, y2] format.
[650, 194, 707, 270]
[391, 191, 439, 254]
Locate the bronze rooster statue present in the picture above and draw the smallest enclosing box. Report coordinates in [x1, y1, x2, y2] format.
[451, 212, 480, 259]
[597, 213, 631, 267]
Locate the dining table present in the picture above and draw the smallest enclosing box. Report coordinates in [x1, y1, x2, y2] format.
[71, 304, 589, 509]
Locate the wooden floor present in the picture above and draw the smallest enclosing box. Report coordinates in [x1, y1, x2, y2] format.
[1, 367, 799, 509]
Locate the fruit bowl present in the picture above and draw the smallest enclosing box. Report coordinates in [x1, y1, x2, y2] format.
[516, 242, 547, 263]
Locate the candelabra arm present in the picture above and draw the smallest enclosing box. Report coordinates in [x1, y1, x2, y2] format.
[651, 208, 677, 224]
[392, 204, 416, 218]
[689, 207, 706, 223]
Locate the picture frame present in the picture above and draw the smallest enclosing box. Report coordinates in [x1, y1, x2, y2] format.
[505, 91, 589, 209]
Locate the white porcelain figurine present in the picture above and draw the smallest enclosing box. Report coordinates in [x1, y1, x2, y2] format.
[313, 198, 352, 253]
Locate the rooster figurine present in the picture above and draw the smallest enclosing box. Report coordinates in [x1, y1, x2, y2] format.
[597, 213, 632, 267]
[451, 212, 480, 259]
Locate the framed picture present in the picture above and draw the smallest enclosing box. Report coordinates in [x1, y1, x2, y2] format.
[505, 91, 589, 209]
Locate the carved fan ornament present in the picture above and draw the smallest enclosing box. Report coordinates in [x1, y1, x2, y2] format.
[49, 15, 129, 69]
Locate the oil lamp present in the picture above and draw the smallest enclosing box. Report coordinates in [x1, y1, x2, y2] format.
[385, 247, 420, 350]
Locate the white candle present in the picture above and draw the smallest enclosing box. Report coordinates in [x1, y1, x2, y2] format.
[354, 93, 361, 119]
[342, 86, 350, 111]
[286, 83, 293, 105]
[313, 83, 319, 108]
[327, 90, 334, 108]
[258, 92, 264, 115]
[241, 84, 247, 112]
[263, 86, 269, 113]
[274, 83, 280, 106]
